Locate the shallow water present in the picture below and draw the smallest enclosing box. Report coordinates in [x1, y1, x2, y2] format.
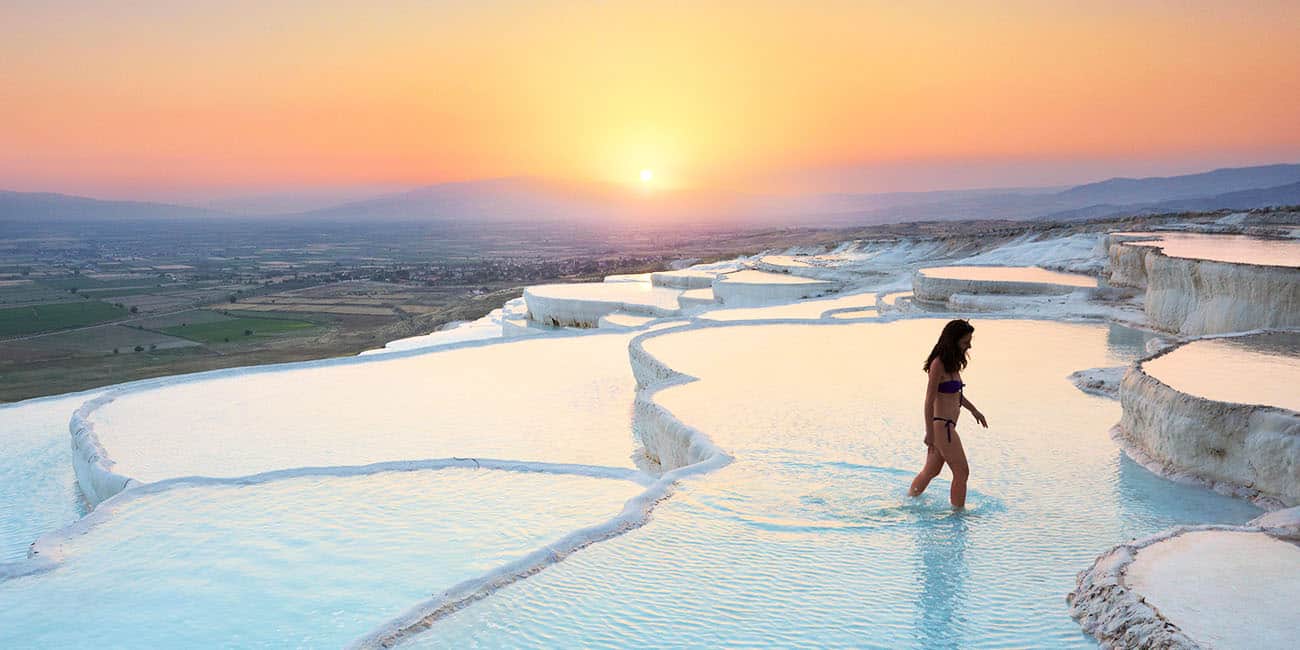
[409, 319, 1260, 648]
[1115, 231, 1300, 267]
[90, 333, 642, 483]
[0, 468, 642, 648]
[1, 307, 1272, 648]
[1143, 332, 1300, 410]
[0, 396, 89, 563]
[919, 265, 1097, 286]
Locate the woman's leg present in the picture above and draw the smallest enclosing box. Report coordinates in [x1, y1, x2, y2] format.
[935, 430, 970, 508]
[909, 442, 946, 497]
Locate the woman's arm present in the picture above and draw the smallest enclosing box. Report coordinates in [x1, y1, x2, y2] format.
[961, 395, 988, 427]
[924, 363, 940, 439]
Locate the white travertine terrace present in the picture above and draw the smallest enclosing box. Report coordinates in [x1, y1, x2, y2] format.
[912, 265, 1097, 304]
[1126, 531, 1300, 648]
[758, 254, 816, 268]
[698, 290, 877, 321]
[69, 333, 650, 505]
[524, 282, 683, 328]
[710, 269, 838, 306]
[24, 222, 1300, 647]
[1106, 231, 1300, 335]
[501, 316, 553, 338]
[755, 254, 826, 278]
[649, 269, 717, 290]
[677, 288, 717, 309]
[1070, 527, 1300, 649]
[597, 312, 657, 330]
[1117, 332, 1300, 508]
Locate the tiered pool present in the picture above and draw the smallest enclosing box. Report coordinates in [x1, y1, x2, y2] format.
[403, 319, 1261, 648]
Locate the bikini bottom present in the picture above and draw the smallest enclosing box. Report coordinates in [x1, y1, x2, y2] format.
[929, 417, 956, 446]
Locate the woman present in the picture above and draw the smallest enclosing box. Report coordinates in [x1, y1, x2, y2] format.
[908, 319, 987, 508]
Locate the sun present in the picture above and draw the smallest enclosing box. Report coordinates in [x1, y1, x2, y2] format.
[639, 168, 654, 183]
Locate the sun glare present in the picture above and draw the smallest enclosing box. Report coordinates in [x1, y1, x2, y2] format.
[640, 168, 654, 183]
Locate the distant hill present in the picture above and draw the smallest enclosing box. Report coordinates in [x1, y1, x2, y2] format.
[4, 162, 1298, 226]
[0, 191, 231, 222]
[812, 163, 1300, 225]
[1055, 164, 1300, 205]
[1045, 180, 1300, 220]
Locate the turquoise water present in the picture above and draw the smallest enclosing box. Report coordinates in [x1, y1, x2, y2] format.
[89, 333, 642, 483]
[407, 320, 1260, 648]
[0, 469, 642, 648]
[0, 395, 89, 564]
[0, 318, 1269, 648]
[1144, 331, 1300, 411]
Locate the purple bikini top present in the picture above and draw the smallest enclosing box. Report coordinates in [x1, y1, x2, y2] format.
[937, 380, 965, 394]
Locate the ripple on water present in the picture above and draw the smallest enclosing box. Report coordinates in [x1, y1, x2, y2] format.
[0, 468, 643, 648]
[691, 456, 1004, 533]
[406, 319, 1262, 649]
[0, 396, 89, 564]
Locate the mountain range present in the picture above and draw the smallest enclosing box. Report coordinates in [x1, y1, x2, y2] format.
[3, 163, 1298, 228]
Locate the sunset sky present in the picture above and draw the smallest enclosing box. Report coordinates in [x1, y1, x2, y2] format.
[3, 1, 1299, 202]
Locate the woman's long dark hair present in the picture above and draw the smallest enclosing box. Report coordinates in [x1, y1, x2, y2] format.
[924, 319, 974, 374]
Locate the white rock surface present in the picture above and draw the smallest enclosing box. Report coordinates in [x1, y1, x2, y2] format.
[1126, 531, 1300, 650]
[698, 291, 877, 321]
[1250, 505, 1300, 535]
[650, 269, 717, 290]
[1068, 366, 1126, 399]
[1118, 337, 1300, 507]
[912, 265, 1096, 304]
[597, 312, 657, 330]
[1069, 526, 1300, 650]
[1144, 253, 1300, 335]
[524, 282, 683, 327]
[1106, 232, 1300, 335]
[710, 270, 838, 306]
[677, 288, 717, 309]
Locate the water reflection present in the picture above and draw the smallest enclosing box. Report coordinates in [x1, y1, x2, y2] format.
[1104, 322, 1161, 361]
[914, 514, 969, 649]
[1112, 451, 1260, 530]
[89, 333, 644, 482]
[1114, 231, 1300, 267]
[1143, 332, 1300, 410]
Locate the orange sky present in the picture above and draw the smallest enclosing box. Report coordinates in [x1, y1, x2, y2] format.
[2, 1, 1299, 200]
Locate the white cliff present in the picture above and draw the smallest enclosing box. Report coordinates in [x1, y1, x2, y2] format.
[1105, 232, 1300, 335]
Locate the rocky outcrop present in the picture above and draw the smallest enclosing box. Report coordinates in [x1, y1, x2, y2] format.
[1068, 366, 1126, 399]
[1105, 235, 1157, 289]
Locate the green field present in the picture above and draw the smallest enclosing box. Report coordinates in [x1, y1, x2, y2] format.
[79, 287, 162, 298]
[162, 315, 316, 343]
[0, 301, 129, 337]
[38, 277, 157, 291]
